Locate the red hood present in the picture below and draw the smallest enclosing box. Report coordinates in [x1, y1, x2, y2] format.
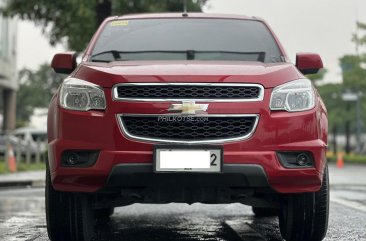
[73, 61, 302, 88]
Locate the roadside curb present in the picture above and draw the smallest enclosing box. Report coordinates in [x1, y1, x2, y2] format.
[0, 180, 45, 189]
[224, 220, 265, 241]
[0, 170, 46, 189]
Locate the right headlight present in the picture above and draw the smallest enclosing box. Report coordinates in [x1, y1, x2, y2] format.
[270, 79, 315, 112]
[59, 78, 106, 111]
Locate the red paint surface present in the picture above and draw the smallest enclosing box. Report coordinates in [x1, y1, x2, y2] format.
[48, 13, 327, 194]
[51, 52, 76, 72]
[296, 53, 323, 72]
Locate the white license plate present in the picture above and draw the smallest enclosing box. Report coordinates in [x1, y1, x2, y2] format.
[154, 148, 222, 173]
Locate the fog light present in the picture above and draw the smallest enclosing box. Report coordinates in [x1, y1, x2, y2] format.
[296, 153, 310, 166]
[66, 153, 79, 165]
[61, 150, 99, 167]
[277, 151, 314, 168]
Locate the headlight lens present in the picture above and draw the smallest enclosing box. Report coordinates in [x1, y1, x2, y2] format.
[270, 79, 315, 112]
[59, 78, 106, 111]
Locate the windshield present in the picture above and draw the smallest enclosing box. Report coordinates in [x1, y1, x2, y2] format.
[90, 18, 284, 63]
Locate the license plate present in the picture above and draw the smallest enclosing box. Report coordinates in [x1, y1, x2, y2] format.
[154, 146, 222, 173]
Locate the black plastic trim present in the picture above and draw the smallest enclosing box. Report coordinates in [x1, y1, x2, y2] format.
[276, 151, 315, 169]
[103, 163, 269, 188]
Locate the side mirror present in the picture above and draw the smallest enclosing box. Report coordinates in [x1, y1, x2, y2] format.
[51, 52, 77, 74]
[296, 53, 323, 75]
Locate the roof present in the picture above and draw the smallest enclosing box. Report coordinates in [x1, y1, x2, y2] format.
[106, 12, 263, 22]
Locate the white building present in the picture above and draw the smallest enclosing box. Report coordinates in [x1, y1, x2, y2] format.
[0, 0, 18, 132]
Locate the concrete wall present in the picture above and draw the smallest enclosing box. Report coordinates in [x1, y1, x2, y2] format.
[0, 0, 18, 132]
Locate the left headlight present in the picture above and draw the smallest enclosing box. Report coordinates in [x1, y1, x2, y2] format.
[270, 79, 315, 112]
[59, 78, 106, 111]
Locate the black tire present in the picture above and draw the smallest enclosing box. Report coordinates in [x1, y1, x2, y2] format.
[279, 164, 329, 241]
[46, 163, 95, 241]
[95, 207, 114, 220]
[252, 207, 278, 217]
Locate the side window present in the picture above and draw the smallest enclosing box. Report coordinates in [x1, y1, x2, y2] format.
[32, 134, 47, 142]
[15, 134, 25, 141]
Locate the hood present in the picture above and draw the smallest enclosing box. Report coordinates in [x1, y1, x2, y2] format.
[73, 61, 302, 88]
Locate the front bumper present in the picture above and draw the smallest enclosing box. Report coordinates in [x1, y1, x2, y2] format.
[47, 89, 328, 194]
[49, 140, 325, 194]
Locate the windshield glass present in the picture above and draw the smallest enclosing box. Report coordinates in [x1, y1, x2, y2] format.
[90, 18, 283, 63]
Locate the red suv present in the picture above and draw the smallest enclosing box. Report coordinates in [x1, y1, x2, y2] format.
[47, 13, 328, 241]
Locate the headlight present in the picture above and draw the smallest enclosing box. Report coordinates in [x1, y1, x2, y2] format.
[270, 79, 315, 112]
[59, 78, 106, 111]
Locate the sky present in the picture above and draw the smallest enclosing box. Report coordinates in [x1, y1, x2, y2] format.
[17, 0, 366, 84]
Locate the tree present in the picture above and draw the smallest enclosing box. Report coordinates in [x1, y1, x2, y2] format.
[317, 84, 348, 129]
[330, 21, 366, 153]
[352, 22, 366, 52]
[340, 55, 366, 90]
[1, 0, 207, 51]
[16, 64, 64, 126]
[307, 69, 327, 86]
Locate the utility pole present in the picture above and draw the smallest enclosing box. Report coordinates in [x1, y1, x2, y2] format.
[183, 0, 188, 13]
[342, 91, 363, 153]
[354, 0, 360, 56]
[356, 93, 362, 151]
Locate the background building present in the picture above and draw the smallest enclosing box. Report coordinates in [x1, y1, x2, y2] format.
[0, 0, 18, 132]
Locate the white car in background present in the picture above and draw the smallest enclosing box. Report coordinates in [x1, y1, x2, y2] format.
[13, 127, 47, 154]
[0, 134, 21, 156]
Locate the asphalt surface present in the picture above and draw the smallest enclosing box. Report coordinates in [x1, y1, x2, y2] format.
[0, 185, 365, 241]
[0, 163, 365, 241]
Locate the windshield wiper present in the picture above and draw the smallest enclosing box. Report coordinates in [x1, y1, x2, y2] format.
[91, 50, 122, 62]
[90, 50, 266, 62]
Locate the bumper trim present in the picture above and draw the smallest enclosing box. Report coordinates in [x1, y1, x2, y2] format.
[104, 163, 270, 188]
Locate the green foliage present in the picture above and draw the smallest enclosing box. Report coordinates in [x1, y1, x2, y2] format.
[340, 55, 366, 90]
[113, 0, 205, 14]
[352, 22, 366, 48]
[0, 160, 5, 174]
[325, 21, 366, 137]
[307, 69, 327, 84]
[327, 154, 366, 164]
[17, 161, 46, 172]
[0, 159, 46, 174]
[1, 0, 207, 51]
[317, 83, 348, 129]
[1, 0, 96, 51]
[16, 64, 65, 126]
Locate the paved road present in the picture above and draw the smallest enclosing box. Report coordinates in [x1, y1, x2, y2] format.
[0, 186, 365, 241]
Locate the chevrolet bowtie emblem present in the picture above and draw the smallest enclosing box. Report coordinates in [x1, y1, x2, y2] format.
[168, 101, 209, 115]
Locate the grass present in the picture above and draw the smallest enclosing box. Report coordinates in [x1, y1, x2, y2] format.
[327, 155, 366, 164]
[0, 159, 46, 174]
[327, 152, 366, 164]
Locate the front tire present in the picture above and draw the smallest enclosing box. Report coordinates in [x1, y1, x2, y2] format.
[46, 163, 95, 241]
[278, 165, 329, 241]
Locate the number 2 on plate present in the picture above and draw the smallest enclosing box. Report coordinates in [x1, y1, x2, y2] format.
[210, 153, 217, 166]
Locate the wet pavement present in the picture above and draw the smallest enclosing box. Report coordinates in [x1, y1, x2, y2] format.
[0, 185, 365, 241]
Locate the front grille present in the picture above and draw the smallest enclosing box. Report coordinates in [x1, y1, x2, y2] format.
[114, 84, 263, 101]
[118, 114, 258, 143]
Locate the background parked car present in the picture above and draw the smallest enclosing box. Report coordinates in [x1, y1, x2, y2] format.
[13, 127, 47, 151]
[0, 134, 21, 157]
[5, 127, 48, 162]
